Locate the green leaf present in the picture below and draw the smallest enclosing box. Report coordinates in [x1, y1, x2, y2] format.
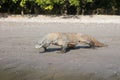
[12, 0, 18, 3]
[45, 5, 53, 10]
[20, 0, 27, 7]
[69, 0, 80, 6]
[87, 0, 93, 3]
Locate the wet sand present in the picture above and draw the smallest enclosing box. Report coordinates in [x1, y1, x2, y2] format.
[0, 20, 120, 80]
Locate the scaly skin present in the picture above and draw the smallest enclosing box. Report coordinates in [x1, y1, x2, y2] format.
[35, 32, 107, 53]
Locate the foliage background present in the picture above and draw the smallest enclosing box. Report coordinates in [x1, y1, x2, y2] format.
[0, 0, 120, 15]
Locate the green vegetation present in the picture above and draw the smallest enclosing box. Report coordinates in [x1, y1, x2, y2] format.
[0, 0, 120, 15]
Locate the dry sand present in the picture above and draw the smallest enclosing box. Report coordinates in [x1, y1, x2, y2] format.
[0, 15, 120, 80]
[0, 15, 120, 23]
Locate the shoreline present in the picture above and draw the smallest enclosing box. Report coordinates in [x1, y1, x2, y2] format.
[0, 15, 120, 23]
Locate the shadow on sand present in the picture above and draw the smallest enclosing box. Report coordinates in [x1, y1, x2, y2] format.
[41, 46, 92, 53]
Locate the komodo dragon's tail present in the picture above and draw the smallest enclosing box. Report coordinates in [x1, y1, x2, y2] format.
[79, 34, 107, 47]
[87, 35, 107, 47]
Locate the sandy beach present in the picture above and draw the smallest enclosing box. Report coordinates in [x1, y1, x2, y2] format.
[0, 15, 120, 23]
[0, 15, 120, 80]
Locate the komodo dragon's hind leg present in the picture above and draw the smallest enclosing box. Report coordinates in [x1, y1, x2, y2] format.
[57, 43, 68, 53]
